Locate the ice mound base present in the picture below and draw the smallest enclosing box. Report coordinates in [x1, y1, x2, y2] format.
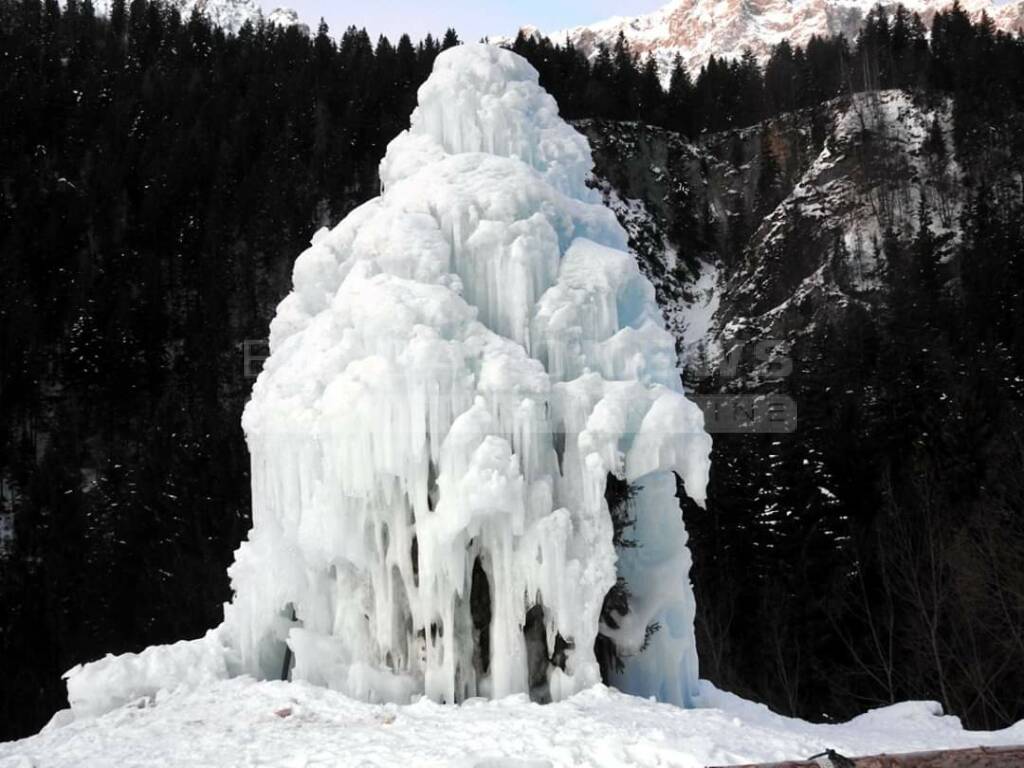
[62, 44, 712, 718]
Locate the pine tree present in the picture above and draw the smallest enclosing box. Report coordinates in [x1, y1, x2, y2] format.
[667, 54, 694, 135]
[109, 0, 125, 40]
[755, 129, 782, 216]
[441, 27, 459, 50]
[765, 40, 797, 114]
[610, 31, 638, 120]
[913, 195, 939, 292]
[637, 55, 664, 125]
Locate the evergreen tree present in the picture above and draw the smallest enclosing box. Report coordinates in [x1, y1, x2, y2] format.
[610, 32, 639, 120]
[441, 27, 459, 50]
[666, 54, 694, 135]
[764, 40, 798, 114]
[109, 0, 125, 39]
[637, 55, 664, 125]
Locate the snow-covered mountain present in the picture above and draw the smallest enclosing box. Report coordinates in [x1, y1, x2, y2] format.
[499, 0, 1024, 76]
[92, 0, 306, 34]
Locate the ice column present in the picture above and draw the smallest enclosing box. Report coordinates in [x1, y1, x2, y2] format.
[64, 44, 712, 716]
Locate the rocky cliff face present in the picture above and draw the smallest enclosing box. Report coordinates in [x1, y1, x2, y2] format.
[580, 88, 975, 390]
[505, 0, 1024, 78]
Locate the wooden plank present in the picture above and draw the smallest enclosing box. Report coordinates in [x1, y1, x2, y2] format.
[710, 745, 1024, 768]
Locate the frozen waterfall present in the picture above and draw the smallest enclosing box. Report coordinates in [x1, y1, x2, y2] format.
[63, 43, 712, 717]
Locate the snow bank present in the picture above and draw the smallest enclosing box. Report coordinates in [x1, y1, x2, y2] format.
[63, 629, 238, 719]
[8, 677, 1024, 767]
[60, 43, 712, 719]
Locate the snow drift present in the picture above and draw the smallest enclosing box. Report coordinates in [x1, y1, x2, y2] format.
[11, 678, 1024, 768]
[63, 43, 712, 718]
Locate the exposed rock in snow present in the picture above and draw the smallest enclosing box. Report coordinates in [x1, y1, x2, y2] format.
[495, 0, 1024, 82]
[587, 176, 722, 366]
[59, 44, 712, 720]
[575, 119, 729, 375]
[5, 678, 1024, 767]
[707, 90, 964, 378]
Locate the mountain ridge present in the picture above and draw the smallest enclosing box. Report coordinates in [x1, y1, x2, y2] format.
[496, 0, 1024, 77]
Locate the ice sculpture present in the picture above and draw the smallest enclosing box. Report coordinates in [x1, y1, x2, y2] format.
[63, 44, 711, 717]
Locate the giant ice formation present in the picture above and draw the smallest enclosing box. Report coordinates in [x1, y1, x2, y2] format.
[63, 44, 711, 717]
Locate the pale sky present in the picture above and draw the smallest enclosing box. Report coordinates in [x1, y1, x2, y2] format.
[283, 1, 666, 45]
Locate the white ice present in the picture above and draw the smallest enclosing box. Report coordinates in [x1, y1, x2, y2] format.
[61, 43, 712, 719]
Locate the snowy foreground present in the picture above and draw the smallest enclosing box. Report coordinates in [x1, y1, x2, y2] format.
[4, 680, 1024, 768]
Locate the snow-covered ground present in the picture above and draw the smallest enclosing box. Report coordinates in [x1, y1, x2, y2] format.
[3, 678, 1023, 767]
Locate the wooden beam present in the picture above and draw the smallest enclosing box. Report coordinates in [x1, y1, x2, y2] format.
[710, 745, 1024, 768]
